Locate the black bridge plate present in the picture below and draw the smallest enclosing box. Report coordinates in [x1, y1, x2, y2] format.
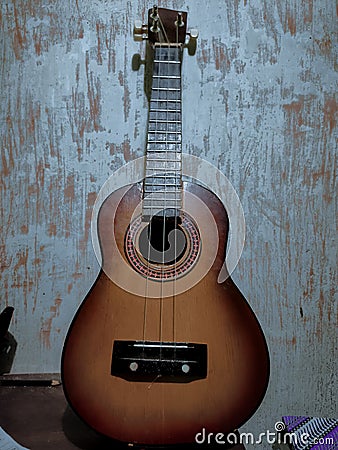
[111, 340, 207, 383]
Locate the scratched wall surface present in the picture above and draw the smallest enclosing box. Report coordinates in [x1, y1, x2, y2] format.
[0, 0, 336, 446]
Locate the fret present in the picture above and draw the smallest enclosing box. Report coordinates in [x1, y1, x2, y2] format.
[150, 104, 181, 109]
[144, 181, 181, 187]
[144, 185, 182, 192]
[147, 140, 181, 145]
[152, 87, 180, 91]
[146, 152, 181, 158]
[142, 212, 181, 220]
[152, 76, 181, 90]
[146, 161, 181, 166]
[149, 119, 181, 123]
[150, 108, 181, 113]
[143, 190, 181, 197]
[144, 186, 181, 192]
[146, 167, 181, 173]
[144, 186, 182, 193]
[143, 198, 181, 204]
[146, 172, 181, 178]
[148, 123, 181, 132]
[146, 145, 181, 150]
[146, 166, 180, 173]
[147, 141, 181, 146]
[147, 154, 181, 160]
[143, 187, 181, 192]
[147, 143, 181, 151]
[146, 150, 181, 156]
[148, 130, 181, 134]
[151, 98, 181, 103]
[144, 195, 181, 201]
[153, 59, 180, 64]
[143, 195, 181, 206]
[147, 137, 181, 142]
[153, 75, 180, 79]
[144, 187, 181, 193]
[142, 203, 181, 212]
[142, 209, 182, 219]
[143, 200, 181, 208]
[147, 153, 181, 163]
[147, 137, 181, 143]
[153, 64, 180, 77]
[150, 102, 181, 110]
[142, 44, 184, 218]
[145, 174, 181, 180]
[147, 118, 181, 127]
[149, 111, 181, 121]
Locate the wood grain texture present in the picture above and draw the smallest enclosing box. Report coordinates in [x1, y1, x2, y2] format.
[62, 182, 269, 445]
[0, 0, 336, 448]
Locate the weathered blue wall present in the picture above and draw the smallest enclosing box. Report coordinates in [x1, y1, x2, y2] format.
[0, 0, 336, 447]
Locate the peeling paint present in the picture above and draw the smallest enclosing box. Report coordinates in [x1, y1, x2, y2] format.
[0, 0, 336, 444]
[40, 297, 62, 349]
[323, 96, 337, 134]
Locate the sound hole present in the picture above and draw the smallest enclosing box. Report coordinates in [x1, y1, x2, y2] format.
[125, 212, 200, 281]
[138, 211, 187, 264]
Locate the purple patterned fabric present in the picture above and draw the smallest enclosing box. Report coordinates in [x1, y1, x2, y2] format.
[282, 416, 338, 450]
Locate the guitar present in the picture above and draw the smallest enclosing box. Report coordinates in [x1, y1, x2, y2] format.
[62, 7, 269, 446]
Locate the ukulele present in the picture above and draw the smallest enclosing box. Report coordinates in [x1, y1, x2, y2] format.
[62, 7, 269, 446]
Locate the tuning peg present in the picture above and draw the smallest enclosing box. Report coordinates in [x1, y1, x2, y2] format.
[134, 20, 148, 40]
[150, 16, 159, 33]
[150, 5, 158, 19]
[175, 12, 185, 28]
[186, 28, 199, 55]
[188, 28, 199, 40]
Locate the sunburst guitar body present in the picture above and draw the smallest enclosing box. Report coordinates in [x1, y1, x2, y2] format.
[62, 7, 269, 446]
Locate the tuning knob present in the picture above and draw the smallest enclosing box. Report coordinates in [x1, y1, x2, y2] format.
[186, 28, 199, 55]
[133, 20, 148, 40]
[188, 28, 199, 40]
[175, 12, 185, 28]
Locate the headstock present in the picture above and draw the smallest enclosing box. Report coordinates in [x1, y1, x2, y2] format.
[134, 6, 198, 47]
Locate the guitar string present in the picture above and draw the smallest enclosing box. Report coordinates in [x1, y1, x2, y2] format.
[142, 26, 163, 346]
[159, 23, 181, 353]
[158, 19, 178, 350]
[142, 17, 181, 363]
[155, 36, 166, 430]
[173, 21, 180, 347]
[158, 20, 167, 357]
[143, 21, 166, 348]
[158, 20, 180, 353]
[157, 16, 170, 418]
[157, 16, 172, 360]
[142, 53, 152, 345]
[156, 17, 170, 360]
[159, 39, 165, 351]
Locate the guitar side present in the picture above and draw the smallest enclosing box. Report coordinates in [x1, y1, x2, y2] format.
[61, 181, 269, 446]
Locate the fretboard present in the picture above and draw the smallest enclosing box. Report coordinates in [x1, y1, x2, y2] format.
[143, 44, 183, 219]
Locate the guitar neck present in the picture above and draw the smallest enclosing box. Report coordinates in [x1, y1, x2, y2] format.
[143, 44, 183, 219]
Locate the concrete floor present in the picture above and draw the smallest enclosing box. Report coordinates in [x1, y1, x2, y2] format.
[0, 383, 245, 450]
